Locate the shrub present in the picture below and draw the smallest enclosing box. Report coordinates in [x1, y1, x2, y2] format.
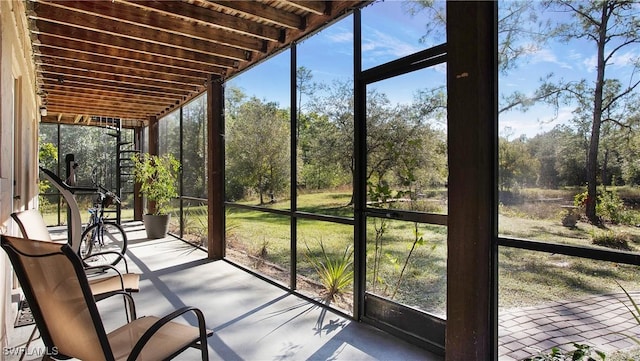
[574, 189, 634, 225]
[524, 343, 605, 361]
[592, 231, 633, 251]
[304, 240, 353, 300]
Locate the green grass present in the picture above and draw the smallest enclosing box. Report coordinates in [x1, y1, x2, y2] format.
[41, 187, 640, 315]
[498, 187, 640, 308]
[225, 198, 448, 315]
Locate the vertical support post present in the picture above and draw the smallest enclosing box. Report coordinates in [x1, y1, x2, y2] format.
[179, 107, 184, 239]
[133, 127, 143, 220]
[207, 74, 225, 260]
[147, 115, 159, 215]
[352, 8, 365, 321]
[446, 2, 498, 360]
[290, 43, 298, 290]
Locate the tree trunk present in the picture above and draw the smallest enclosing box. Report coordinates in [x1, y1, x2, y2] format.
[585, 1, 609, 225]
[602, 148, 609, 187]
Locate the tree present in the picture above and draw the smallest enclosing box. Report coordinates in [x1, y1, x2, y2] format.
[307, 79, 355, 200]
[182, 95, 207, 198]
[542, 0, 640, 224]
[296, 66, 319, 139]
[226, 97, 290, 204]
[406, 0, 543, 74]
[499, 136, 540, 191]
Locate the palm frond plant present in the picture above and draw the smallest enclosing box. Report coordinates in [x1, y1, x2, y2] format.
[616, 281, 640, 346]
[304, 240, 354, 300]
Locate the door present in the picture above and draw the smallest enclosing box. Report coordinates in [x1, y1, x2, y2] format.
[358, 44, 448, 352]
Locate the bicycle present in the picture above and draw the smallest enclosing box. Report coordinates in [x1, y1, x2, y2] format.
[78, 175, 128, 268]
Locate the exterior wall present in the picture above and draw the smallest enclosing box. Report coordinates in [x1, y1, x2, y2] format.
[0, 0, 40, 351]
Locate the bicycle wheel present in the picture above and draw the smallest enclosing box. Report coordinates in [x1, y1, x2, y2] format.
[79, 222, 128, 268]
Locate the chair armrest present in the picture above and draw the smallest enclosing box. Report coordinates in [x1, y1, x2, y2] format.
[84, 264, 126, 290]
[128, 306, 210, 361]
[83, 250, 130, 272]
[95, 291, 137, 322]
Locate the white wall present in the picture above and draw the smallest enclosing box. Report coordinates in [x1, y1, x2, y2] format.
[0, 0, 40, 352]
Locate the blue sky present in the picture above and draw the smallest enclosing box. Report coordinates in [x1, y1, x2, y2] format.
[228, 1, 639, 140]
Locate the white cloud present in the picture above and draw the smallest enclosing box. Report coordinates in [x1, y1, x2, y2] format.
[325, 30, 353, 44]
[531, 48, 573, 69]
[608, 49, 639, 68]
[582, 49, 639, 74]
[362, 28, 423, 60]
[499, 104, 575, 139]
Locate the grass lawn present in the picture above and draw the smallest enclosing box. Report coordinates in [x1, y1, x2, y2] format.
[41, 186, 640, 316]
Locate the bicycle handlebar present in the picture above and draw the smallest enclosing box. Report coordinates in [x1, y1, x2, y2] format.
[95, 184, 121, 207]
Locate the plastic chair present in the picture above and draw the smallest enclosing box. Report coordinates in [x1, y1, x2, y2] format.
[1, 235, 211, 361]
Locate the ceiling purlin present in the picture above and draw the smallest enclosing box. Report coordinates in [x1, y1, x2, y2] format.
[36, 53, 205, 86]
[29, 0, 366, 127]
[47, 96, 162, 113]
[31, 3, 250, 62]
[206, 1, 304, 30]
[43, 0, 266, 53]
[34, 39, 229, 75]
[46, 103, 152, 118]
[32, 22, 240, 68]
[45, 88, 173, 106]
[38, 64, 200, 92]
[280, 1, 327, 16]
[118, 0, 283, 43]
[41, 72, 191, 97]
[35, 55, 207, 86]
[42, 83, 177, 105]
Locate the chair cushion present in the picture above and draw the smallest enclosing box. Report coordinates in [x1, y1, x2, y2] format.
[89, 273, 140, 295]
[108, 316, 208, 361]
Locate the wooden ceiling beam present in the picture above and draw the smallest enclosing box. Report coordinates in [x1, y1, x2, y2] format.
[41, 84, 180, 104]
[40, 75, 195, 98]
[43, 0, 267, 53]
[36, 55, 207, 86]
[45, 90, 171, 107]
[39, 71, 195, 97]
[41, 114, 144, 129]
[208, 1, 304, 30]
[281, 1, 327, 15]
[32, 21, 244, 68]
[28, 0, 368, 125]
[46, 104, 152, 119]
[38, 64, 201, 91]
[118, 0, 283, 43]
[32, 2, 252, 61]
[35, 38, 230, 74]
[46, 96, 162, 114]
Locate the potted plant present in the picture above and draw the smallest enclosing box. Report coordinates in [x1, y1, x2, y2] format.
[131, 153, 180, 239]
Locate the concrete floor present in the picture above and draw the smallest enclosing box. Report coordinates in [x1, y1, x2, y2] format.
[6, 223, 442, 361]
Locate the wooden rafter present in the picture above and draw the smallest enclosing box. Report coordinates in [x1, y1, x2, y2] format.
[28, 0, 366, 128]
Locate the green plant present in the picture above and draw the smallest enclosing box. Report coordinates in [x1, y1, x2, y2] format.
[524, 343, 606, 361]
[368, 181, 392, 292]
[591, 231, 632, 251]
[616, 281, 640, 346]
[391, 222, 435, 299]
[575, 189, 632, 225]
[131, 153, 180, 215]
[304, 240, 354, 300]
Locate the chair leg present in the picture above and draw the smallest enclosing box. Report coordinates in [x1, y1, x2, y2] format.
[19, 326, 39, 361]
